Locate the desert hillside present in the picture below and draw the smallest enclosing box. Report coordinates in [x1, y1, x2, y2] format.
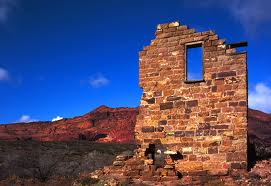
[0, 106, 138, 144]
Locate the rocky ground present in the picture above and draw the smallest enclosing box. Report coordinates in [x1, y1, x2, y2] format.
[0, 141, 136, 186]
[0, 141, 270, 185]
[86, 148, 271, 186]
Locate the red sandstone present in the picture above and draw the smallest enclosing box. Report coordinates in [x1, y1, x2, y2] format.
[0, 106, 138, 143]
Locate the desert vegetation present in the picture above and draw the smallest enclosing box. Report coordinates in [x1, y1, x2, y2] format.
[0, 140, 135, 185]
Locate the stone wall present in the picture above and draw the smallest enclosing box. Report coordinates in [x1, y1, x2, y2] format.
[135, 21, 248, 176]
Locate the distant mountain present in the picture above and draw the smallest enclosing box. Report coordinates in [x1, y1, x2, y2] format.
[248, 108, 271, 161]
[248, 108, 271, 144]
[0, 106, 271, 150]
[0, 106, 138, 143]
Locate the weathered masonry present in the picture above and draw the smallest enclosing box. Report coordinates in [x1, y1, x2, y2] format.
[91, 21, 248, 184]
[135, 21, 248, 176]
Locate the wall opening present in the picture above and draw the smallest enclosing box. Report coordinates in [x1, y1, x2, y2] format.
[144, 144, 155, 164]
[186, 43, 203, 81]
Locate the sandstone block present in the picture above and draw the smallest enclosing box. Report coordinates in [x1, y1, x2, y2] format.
[116, 155, 127, 161]
[182, 147, 193, 154]
[146, 97, 155, 104]
[175, 131, 185, 137]
[231, 162, 247, 169]
[186, 100, 198, 107]
[177, 161, 203, 172]
[207, 169, 228, 176]
[113, 161, 125, 166]
[144, 159, 153, 165]
[141, 126, 155, 133]
[169, 21, 180, 28]
[166, 96, 181, 101]
[226, 152, 246, 162]
[160, 102, 173, 110]
[208, 146, 218, 154]
[158, 120, 167, 125]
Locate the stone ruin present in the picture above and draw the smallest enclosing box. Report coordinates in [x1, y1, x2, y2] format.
[92, 21, 248, 185]
[136, 20, 248, 175]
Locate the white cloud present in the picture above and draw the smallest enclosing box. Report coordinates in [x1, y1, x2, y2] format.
[0, 0, 18, 24]
[249, 83, 271, 113]
[52, 116, 63, 122]
[227, 0, 271, 35]
[18, 115, 36, 123]
[89, 73, 109, 88]
[0, 67, 10, 81]
[0, 67, 22, 86]
[183, 0, 271, 36]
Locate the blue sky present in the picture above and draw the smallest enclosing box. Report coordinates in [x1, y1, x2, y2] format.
[0, 0, 271, 124]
